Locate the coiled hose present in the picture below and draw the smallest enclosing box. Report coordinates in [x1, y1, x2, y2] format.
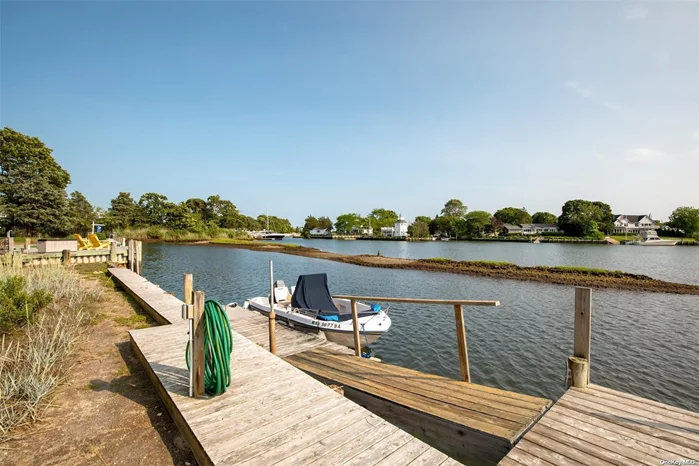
[186, 300, 233, 396]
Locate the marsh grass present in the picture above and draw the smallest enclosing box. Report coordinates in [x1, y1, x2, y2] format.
[0, 260, 101, 438]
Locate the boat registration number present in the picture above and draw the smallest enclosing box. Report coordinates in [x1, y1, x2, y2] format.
[312, 320, 340, 329]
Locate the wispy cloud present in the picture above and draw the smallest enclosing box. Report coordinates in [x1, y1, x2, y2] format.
[626, 147, 665, 162]
[622, 4, 649, 21]
[564, 81, 594, 98]
[603, 102, 624, 111]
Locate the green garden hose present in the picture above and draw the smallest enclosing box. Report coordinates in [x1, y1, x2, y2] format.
[186, 300, 233, 396]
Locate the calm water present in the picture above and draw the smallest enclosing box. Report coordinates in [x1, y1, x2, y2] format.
[142, 243, 699, 413]
[287, 238, 699, 285]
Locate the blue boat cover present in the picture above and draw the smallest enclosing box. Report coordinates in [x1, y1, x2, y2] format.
[291, 274, 340, 314]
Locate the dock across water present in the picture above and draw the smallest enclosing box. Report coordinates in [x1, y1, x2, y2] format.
[110, 267, 460, 465]
[109, 266, 699, 465]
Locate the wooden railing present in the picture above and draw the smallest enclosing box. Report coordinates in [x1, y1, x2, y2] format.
[568, 287, 592, 388]
[332, 294, 500, 382]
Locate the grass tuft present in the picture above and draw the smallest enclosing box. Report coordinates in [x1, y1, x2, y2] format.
[0, 261, 101, 438]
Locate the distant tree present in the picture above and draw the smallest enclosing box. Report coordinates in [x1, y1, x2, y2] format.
[668, 206, 699, 237]
[494, 207, 532, 225]
[409, 220, 430, 238]
[139, 192, 170, 225]
[414, 215, 432, 224]
[558, 200, 614, 236]
[106, 192, 141, 230]
[68, 191, 95, 235]
[302, 215, 320, 236]
[531, 212, 558, 225]
[335, 213, 363, 233]
[0, 127, 71, 236]
[183, 198, 208, 219]
[464, 211, 492, 237]
[257, 215, 293, 233]
[368, 208, 398, 229]
[431, 215, 460, 237]
[440, 199, 468, 218]
[206, 195, 238, 225]
[488, 216, 505, 235]
[317, 216, 333, 232]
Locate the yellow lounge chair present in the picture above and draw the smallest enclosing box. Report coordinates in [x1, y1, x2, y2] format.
[74, 234, 93, 250]
[87, 234, 110, 250]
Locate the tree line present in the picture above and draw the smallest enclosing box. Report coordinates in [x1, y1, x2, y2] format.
[0, 127, 293, 236]
[307, 198, 699, 239]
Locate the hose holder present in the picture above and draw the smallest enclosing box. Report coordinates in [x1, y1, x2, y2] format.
[181, 303, 194, 397]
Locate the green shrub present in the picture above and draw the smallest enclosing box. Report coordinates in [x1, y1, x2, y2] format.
[0, 276, 53, 333]
[145, 226, 165, 239]
[95, 232, 107, 240]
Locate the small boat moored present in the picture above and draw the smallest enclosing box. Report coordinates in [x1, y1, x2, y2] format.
[244, 273, 391, 349]
[629, 230, 677, 246]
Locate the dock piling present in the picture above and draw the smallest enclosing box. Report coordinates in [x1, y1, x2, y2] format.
[454, 304, 471, 382]
[62, 249, 71, 265]
[573, 287, 592, 384]
[268, 261, 277, 355]
[193, 290, 205, 397]
[351, 299, 361, 356]
[109, 241, 117, 263]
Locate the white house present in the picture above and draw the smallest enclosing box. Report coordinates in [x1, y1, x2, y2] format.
[613, 215, 656, 234]
[309, 228, 329, 236]
[380, 226, 395, 237]
[503, 223, 559, 235]
[351, 226, 373, 236]
[394, 215, 408, 238]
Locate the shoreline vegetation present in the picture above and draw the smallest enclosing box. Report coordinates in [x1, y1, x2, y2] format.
[203, 239, 699, 295]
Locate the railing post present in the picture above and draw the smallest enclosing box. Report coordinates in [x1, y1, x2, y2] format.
[454, 304, 471, 382]
[183, 273, 193, 305]
[573, 287, 592, 386]
[135, 240, 143, 275]
[62, 249, 71, 266]
[127, 240, 134, 271]
[351, 299, 361, 357]
[24, 238, 30, 250]
[568, 356, 589, 388]
[109, 241, 117, 263]
[193, 290, 206, 397]
[268, 261, 276, 355]
[7, 237, 14, 253]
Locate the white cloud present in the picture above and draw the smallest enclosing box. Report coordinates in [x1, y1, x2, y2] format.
[564, 81, 594, 98]
[626, 148, 665, 162]
[622, 4, 649, 21]
[603, 102, 623, 111]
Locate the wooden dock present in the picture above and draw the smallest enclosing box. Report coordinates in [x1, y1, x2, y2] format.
[229, 306, 552, 463]
[109, 267, 460, 465]
[499, 384, 699, 465]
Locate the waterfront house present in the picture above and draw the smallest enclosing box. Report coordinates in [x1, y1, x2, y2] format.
[504, 223, 559, 235]
[309, 228, 329, 236]
[380, 226, 395, 237]
[394, 215, 408, 238]
[351, 226, 373, 236]
[613, 215, 656, 234]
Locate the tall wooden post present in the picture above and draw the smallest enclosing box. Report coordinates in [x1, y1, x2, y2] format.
[192, 290, 206, 397]
[454, 304, 471, 382]
[351, 299, 361, 357]
[109, 241, 117, 263]
[183, 273, 193, 305]
[573, 287, 592, 386]
[62, 249, 71, 265]
[7, 237, 14, 253]
[24, 238, 30, 250]
[135, 241, 143, 275]
[127, 240, 134, 271]
[268, 261, 277, 355]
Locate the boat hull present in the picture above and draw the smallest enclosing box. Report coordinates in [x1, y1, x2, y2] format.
[245, 299, 389, 350]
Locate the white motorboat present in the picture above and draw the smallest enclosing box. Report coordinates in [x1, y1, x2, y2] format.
[630, 230, 677, 246]
[243, 273, 391, 349]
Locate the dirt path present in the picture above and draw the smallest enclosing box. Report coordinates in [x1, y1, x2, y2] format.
[1, 265, 195, 466]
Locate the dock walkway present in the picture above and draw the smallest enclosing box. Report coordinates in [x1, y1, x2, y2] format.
[229, 307, 551, 463]
[498, 384, 699, 465]
[109, 267, 458, 465]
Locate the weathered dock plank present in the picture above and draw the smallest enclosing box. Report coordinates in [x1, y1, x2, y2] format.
[498, 384, 699, 465]
[112, 267, 455, 465]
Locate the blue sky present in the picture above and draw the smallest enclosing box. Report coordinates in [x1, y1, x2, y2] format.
[2, 1, 698, 225]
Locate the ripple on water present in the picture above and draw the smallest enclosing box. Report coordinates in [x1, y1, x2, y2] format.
[142, 243, 699, 412]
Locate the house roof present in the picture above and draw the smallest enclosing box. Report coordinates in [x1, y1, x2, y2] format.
[503, 224, 523, 229]
[614, 214, 652, 223]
